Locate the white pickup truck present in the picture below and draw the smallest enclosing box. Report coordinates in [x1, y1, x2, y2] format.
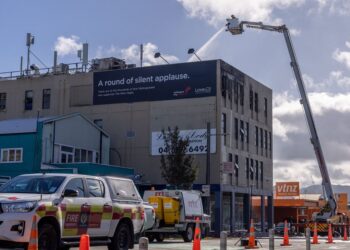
[0, 173, 145, 250]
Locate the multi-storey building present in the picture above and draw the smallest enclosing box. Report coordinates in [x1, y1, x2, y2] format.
[0, 58, 273, 234]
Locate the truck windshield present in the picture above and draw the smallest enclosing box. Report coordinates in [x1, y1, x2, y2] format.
[0, 175, 65, 194]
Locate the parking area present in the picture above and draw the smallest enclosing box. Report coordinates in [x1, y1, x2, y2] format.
[70, 237, 350, 250]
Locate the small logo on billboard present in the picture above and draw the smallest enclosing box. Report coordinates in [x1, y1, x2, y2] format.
[173, 86, 192, 97]
[195, 87, 211, 95]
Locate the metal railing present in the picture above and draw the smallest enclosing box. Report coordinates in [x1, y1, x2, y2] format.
[0, 62, 89, 81]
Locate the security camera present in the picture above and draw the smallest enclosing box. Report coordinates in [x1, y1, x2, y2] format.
[30, 64, 39, 70]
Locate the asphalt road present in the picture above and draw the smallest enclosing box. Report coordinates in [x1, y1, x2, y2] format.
[71, 237, 350, 250]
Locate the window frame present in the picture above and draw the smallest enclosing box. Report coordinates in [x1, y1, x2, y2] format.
[24, 90, 33, 111]
[0, 92, 6, 111]
[86, 178, 105, 198]
[0, 148, 23, 163]
[42, 89, 51, 109]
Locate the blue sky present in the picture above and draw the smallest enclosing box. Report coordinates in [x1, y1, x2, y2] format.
[2, 0, 350, 186]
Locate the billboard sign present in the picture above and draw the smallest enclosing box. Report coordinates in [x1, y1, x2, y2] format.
[93, 61, 217, 105]
[276, 182, 300, 197]
[151, 128, 216, 155]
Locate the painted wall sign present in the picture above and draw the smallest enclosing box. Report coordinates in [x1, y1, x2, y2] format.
[151, 128, 216, 155]
[93, 61, 217, 105]
[275, 182, 300, 197]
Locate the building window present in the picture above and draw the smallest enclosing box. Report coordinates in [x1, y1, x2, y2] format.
[260, 128, 263, 149]
[255, 160, 259, 187]
[24, 90, 33, 110]
[260, 161, 264, 188]
[222, 113, 227, 145]
[254, 92, 259, 112]
[59, 145, 98, 164]
[42, 89, 51, 109]
[250, 159, 254, 180]
[234, 81, 239, 104]
[0, 148, 23, 163]
[228, 153, 233, 162]
[234, 118, 239, 140]
[0, 93, 6, 111]
[264, 130, 268, 149]
[249, 89, 253, 110]
[234, 155, 239, 178]
[255, 126, 259, 146]
[240, 120, 244, 142]
[269, 132, 272, 150]
[239, 83, 244, 106]
[246, 158, 250, 179]
[264, 98, 268, 117]
[246, 122, 249, 144]
[221, 75, 227, 98]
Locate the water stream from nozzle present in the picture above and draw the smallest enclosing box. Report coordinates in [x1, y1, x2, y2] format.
[188, 27, 225, 62]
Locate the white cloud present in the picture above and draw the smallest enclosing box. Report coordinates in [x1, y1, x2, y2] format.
[177, 0, 305, 26]
[54, 35, 82, 56]
[94, 43, 179, 66]
[333, 43, 350, 69]
[120, 43, 179, 66]
[289, 28, 301, 36]
[313, 0, 350, 15]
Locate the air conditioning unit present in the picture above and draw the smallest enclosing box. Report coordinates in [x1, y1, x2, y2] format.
[91, 57, 127, 71]
[53, 63, 69, 74]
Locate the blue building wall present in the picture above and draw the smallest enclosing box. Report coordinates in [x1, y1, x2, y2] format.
[0, 129, 42, 177]
[47, 163, 134, 177]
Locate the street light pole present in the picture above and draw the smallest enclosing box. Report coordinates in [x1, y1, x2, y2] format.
[206, 122, 211, 214]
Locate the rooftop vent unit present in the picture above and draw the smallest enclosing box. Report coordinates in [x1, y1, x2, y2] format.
[91, 57, 127, 71]
[53, 63, 69, 74]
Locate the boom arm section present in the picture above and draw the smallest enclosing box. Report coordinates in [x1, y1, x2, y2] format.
[226, 18, 337, 216]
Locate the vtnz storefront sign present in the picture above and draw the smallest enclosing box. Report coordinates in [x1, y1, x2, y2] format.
[275, 182, 300, 196]
[151, 128, 216, 155]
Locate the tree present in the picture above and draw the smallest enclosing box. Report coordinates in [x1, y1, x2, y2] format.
[160, 126, 198, 189]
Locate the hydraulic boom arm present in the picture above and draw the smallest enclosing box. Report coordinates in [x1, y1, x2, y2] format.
[226, 17, 337, 216]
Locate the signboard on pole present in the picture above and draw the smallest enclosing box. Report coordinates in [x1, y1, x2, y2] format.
[151, 128, 216, 155]
[276, 182, 300, 197]
[201, 185, 210, 197]
[93, 61, 216, 105]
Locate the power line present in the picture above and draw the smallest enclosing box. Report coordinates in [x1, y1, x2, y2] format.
[30, 50, 48, 68]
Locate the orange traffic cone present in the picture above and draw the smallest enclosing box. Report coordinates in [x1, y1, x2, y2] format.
[79, 234, 90, 250]
[326, 223, 334, 244]
[192, 217, 201, 250]
[245, 219, 259, 249]
[343, 224, 348, 241]
[311, 222, 319, 244]
[280, 220, 291, 246]
[27, 215, 38, 250]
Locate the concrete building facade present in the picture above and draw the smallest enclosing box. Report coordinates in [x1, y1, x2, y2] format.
[0, 59, 273, 234]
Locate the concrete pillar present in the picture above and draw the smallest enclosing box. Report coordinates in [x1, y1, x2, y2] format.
[231, 191, 236, 234]
[261, 195, 265, 232]
[243, 194, 250, 230]
[220, 231, 227, 250]
[269, 229, 274, 250]
[215, 190, 223, 236]
[267, 196, 274, 229]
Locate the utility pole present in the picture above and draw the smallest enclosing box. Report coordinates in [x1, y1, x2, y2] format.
[206, 122, 211, 214]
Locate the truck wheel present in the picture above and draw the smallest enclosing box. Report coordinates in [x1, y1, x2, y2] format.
[147, 234, 155, 242]
[109, 223, 132, 250]
[182, 224, 194, 242]
[38, 224, 58, 250]
[155, 233, 165, 242]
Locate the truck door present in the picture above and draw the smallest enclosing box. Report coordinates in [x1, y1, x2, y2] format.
[61, 178, 91, 237]
[85, 178, 112, 236]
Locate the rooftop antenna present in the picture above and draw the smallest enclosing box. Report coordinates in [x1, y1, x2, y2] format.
[78, 43, 89, 71]
[53, 51, 58, 74]
[140, 44, 143, 67]
[26, 33, 35, 75]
